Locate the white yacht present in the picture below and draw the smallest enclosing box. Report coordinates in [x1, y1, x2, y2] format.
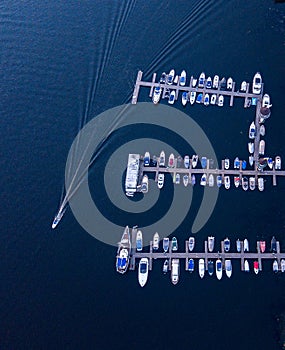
[179, 70, 186, 86]
[157, 173, 165, 189]
[192, 78, 197, 87]
[189, 91, 196, 104]
[188, 237, 195, 252]
[210, 94, 217, 105]
[153, 232, 160, 250]
[259, 140, 265, 155]
[227, 77, 233, 90]
[208, 236, 215, 252]
[243, 239, 249, 252]
[136, 230, 143, 251]
[248, 142, 254, 154]
[240, 81, 247, 92]
[213, 75, 219, 89]
[244, 260, 250, 272]
[167, 69, 175, 85]
[225, 259, 232, 278]
[224, 176, 230, 189]
[138, 258, 149, 287]
[171, 259, 180, 285]
[224, 158, 230, 169]
[159, 150, 165, 166]
[152, 86, 162, 104]
[216, 259, 223, 280]
[249, 177, 256, 191]
[141, 175, 149, 193]
[168, 90, 176, 104]
[275, 156, 281, 170]
[205, 77, 212, 89]
[199, 259, 205, 279]
[252, 72, 262, 94]
[218, 95, 224, 107]
[262, 93, 271, 108]
[258, 177, 264, 191]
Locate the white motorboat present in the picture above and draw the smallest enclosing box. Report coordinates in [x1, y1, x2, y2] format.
[141, 175, 149, 193]
[281, 259, 285, 273]
[136, 230, 143, 251]
[242, 177, 248, 191]
[267, 157, 273, 169]
[171, 237, 178, 251]
[167, 69, 175, 85]
[182, 91, 188, 106]
[227, 77, 233, 90]
[213, 75, 219, 89]
[240, 81, 247, 92]
[205, 77, 212, 89]
[199, 259, 205, 279]
[163, 237, 169, 253]
[252, 72, 262, 94]
[183, 175, 189, 187]
[157, 173, 165, 189]
[275, 156, 281, 170]
[184, 155, 190, 168]
[258, 177, 264, 191]
[168, 153, 175, 168]
[259, 140, 265, 155]
[249, 155, 254, 166]
[192, 155, 198, 168]
[208, 236, 215, 252]
[192, 78, 197, 87]
[234, 176, 240, 188]
[198, 72, 205, 88]
[144, 151, 150, 166]
[224, 176, 230, 189]
[236, 239, 241, 252]
[248, 142, 254, 154]
[244, 260, 250, 272]
[138, 258, 149, 287]
[260, 125, 265, 136]
[163, 259, 169, 274]
[249, 121, 256, 139]
[216, 259, 223, 280]
[249, 177, 256, 191]
[210, 94, 217, 105]
[204, 93, 210, 106]
[262, 93, 271, 108]
[225, 259, 232, 278]
[159, 150, 165, 166]
[168, 90, 176, 104]
[208, 174, 214, 187]
[153, 232, 160, 250]
[152, 86, 162, 104]
[224, 238, 230, 252]
[234, 157, 240, 169]
[200, 173, 207, 186]
[189, 91, 196, 104]
[179, 70, 186, 86]
[224, 158, 230, 169]
[171, 259, 180, 285]
[188, 237, 195, 252]
[273, 260, 279, 273]
[218, 95, 224, 107]
[243, 239, 249, 252]
[116, 226, 131, 274]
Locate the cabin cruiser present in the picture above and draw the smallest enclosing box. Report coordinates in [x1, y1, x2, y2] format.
[138, 258, 149, 287]
[248, 142, 254, 154]
[224, 158, 230, 169]
[196, 93, 203, 104]
[192, 155, 198, 168]
[141, 175, 149, 193]
[227, 77, 233, 90]
[271, 236, 277, 253]
[249, 155, 254, 167]
[216, 175, 222, 188]
[189, 91, 196, 104]
[218, 95, 224, 107]
[224, 238, 230, 252]
[208, 174, 214, 187]
[183, 175, 189, 187]
[199, 259, 205, 278]
[254, 261, 259, 275]
[242, 177, 248, 191]
[216, 259, 223, 280]
[136, 230, 143, 251]
[252, 72, 262, 94]
[163, 259, 169, 274]
[162, 238, 169, 254]
[116, 226, 131, 274]
[153, 232, 160, 250]
[210, 94, 217, 105]
[244, 260, 250, 272]
[234, 157, 240, 169]
[249, 121, 256, 139]
[206, 77, 212, 89]
[198, 72, 205, 88]
[201, 156, 207, 169]
[240, 81, 247, 92]
[275, 156, 281, 170]
[234, 176, 240, 188]
[188, 237, 195, 251]
[224, 176, 230, 189]
[157, 173, 165, 189]
[171, 259, 180, 285]
[182, 92, 188, 106]
[204, 93, 210, 106]
[249, 177, 256, 190]
[179, 70, 186, 86]
[259, 240, 266, 253]
[225, 260, 232, 278]
[167, 69, 175, 85]
[168, 153, 175, 168]
[144, 152, 150, 166]
[258, 177, 264, 192]
[159, 150, 165, 166]
[208, 260, 214, 276]
[208, 236, 215, 252]
[213, 75, 219, 89]
[200, 173, 207, 186]
[171, 237, 178, 251]
[168, 90, 176, 104]
[259, 140, 265, 155]
[243, 239, 249, 252]
[236, 239, 241, 252]
[152, 86, 162, 104]
[273, 260, 279, 273]
[184, 155, 190, 168]
[188, 258, 194, 272]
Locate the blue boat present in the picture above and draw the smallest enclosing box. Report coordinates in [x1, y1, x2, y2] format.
[196, 93, 203, 104]
[216, 175, 222, 187]
[201, 156, 207, 169]
[144, 152, 150, 166]
[208, 260, 214, 276]
[234, 157, 240, 169]
[188, 258, 194, 272]
[242, 160, 247, 170]
[191, 174, 196, 186]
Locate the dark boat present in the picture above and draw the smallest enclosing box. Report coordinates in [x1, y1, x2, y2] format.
[208, 260, 214, 276]
[271, 236, 277, 253]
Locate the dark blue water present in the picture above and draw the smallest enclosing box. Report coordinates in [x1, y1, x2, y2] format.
[1, 0, 285, 349]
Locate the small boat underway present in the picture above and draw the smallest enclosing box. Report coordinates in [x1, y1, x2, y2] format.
[249, 121, 256, 139]
[213, 75, 219, 89]
[184, 155, 190, 168]
[188, 258, 194, 272]
[249, 177, 256, 191]
[244, 260, 250, 272]
[258, 177, 264, 192]
[254, 261, 259, 275]
[153, 232, 160, 250]
[275, 156, 281, 170]
[259, 240, 266, 253]
[188, 237, 195, 252]
[242, 177, 248, 191]
[216, 259, 223, 280]
[271, 236, 277, 253]
[159, 150, 165, 166]
[224, 176, 230, 190]
[198, 72, 205, 88]
[171, 259, 180, 285]
[218, 95, 224, 107]
[136, 230, 143, 251]
[179, 70, 186, 86]
[141, 175, 149, 193]
[259, 140, 265, 155]
[192, 155, 198, 168]
[116, 226, 131, 274]
[225, 259, 232, 278]
[171, 237, 178, 251]
[227, 77, 233, 90]
[244, 239, 249, 252]
[224, 238, 230, 252]
[189, 91, 196, 104]
[208, 236, 215, 252]
[167, 69, 175, 85]
[273, 260, 279, 273]
[199, 259, 205, 278]
[163, 259, 169, 274]
[157, 173, 165, 189]
[224, 158, 230, 169]
[182, 91, 188, 106]
[168, 153, 175, 168]
[163, 237, 169, 253]
[252, 72, 262, 94]
[168, 90, 176, 104]
[138, 258, 149, 287]
[208, 260, 214, 276]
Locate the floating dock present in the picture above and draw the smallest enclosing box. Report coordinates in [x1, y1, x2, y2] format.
[129, 228, 284, 273]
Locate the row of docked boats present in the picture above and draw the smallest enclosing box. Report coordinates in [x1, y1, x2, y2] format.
[152, 71, 263, 105]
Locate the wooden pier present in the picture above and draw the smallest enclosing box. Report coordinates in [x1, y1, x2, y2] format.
[131, 70, 262, 107]
[129, 231, 284, 273]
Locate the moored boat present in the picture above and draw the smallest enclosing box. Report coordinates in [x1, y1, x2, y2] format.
[240, 81, 247, 92]
[249, 155, 254, 166]
[252, 72, 262, 94]
[116, 226, 131, 274]
[192, 155, 198, 168]
[153, 232, 160, 250]
[216, 175, 222, 188]
[152, 86, 162, 104]
[225, 259, 232, 278]
[160, 72, 166, 84]
[271, 236, 277, 253]
[168, 90, 176, 104]
[260, 124, 265, 136]
[234, 176, 240, 188]
[159, 150, 165, 166]
[208, 174, 214, 187]
[188, 237, 195, 252]
[163, 259, 169, 274]
[144, 152, 150, 166]
[138, 258, 149, 287]
[201, 156, 207, 169]
[273, 260, 279, 273]
[189, 91, 196, 104]
[227, 77, 233, 90]
[171, 259, 180, 285]
[192, 78, 197, 87]
[218, 95, 224, 107]
[208, 236, 215, 252]
[198, 72, 205, 88]
[167, 69, 175, 85]
[175, 173, 180, 184]
[216, 259, 223, 280]
[249, 177, 256, 190]
[208, 260, 214, 276]
[157, 173, 165, 189]
[244, 238, 249, 252]
[196, 93, 203, 104]
[200, 173, 207, 186]
[206, 77, 212, 89]
[171, 237, 178, 251]
[136, 230, 143, 251]
[163, 237, 169, 253]
[259, 140, 265, 155]
[262, 93, 271, 108]
[224, 176, 230, 189]
[267, 157, 273, 169]
[260, 240, 266, 253]
[236, 239, 241, 252]
[199, 259, 205, 278]
[234, 157, 240, 169]
[244, 260, 250, 272]
[220, 77, 226, 90]
[254, 261, 259, 275]
[168, 153, 175, 168]
[242, 160, 247, 170]
[188, 258, 194, 272]
[210, 94, 217, 105]
[224, 238, 230, 252]
[249, 121, 256, 139]
[141, 175, 149, 193]
[281, 259, 285, 273]
[275, 156, 281, 170]
[242, 177, 248, 191]
[191, 174, 196, 186]
[213, 75, 219, 89]
[258, 177, 264, 192]
[182, 91, 188, 106]
[248, 142, 254, 153]
[184, 155, 190, 168]
[204, 93, 210, 106]
[224, 158, 230, 169]
[179, 70, 186, 86]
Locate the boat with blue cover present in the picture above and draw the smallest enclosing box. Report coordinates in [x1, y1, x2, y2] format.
[201, 157, 207, 169]
[198, 72, 205, 88]
[196, 93, 203, 104]
[234, 157, 240, 169]
[216, 175, 222, 187]
[136, 230, 143, 251]
[116, 226, 131, 274]
[188, 258, 194, 272]
[242, 160, 247, 170]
